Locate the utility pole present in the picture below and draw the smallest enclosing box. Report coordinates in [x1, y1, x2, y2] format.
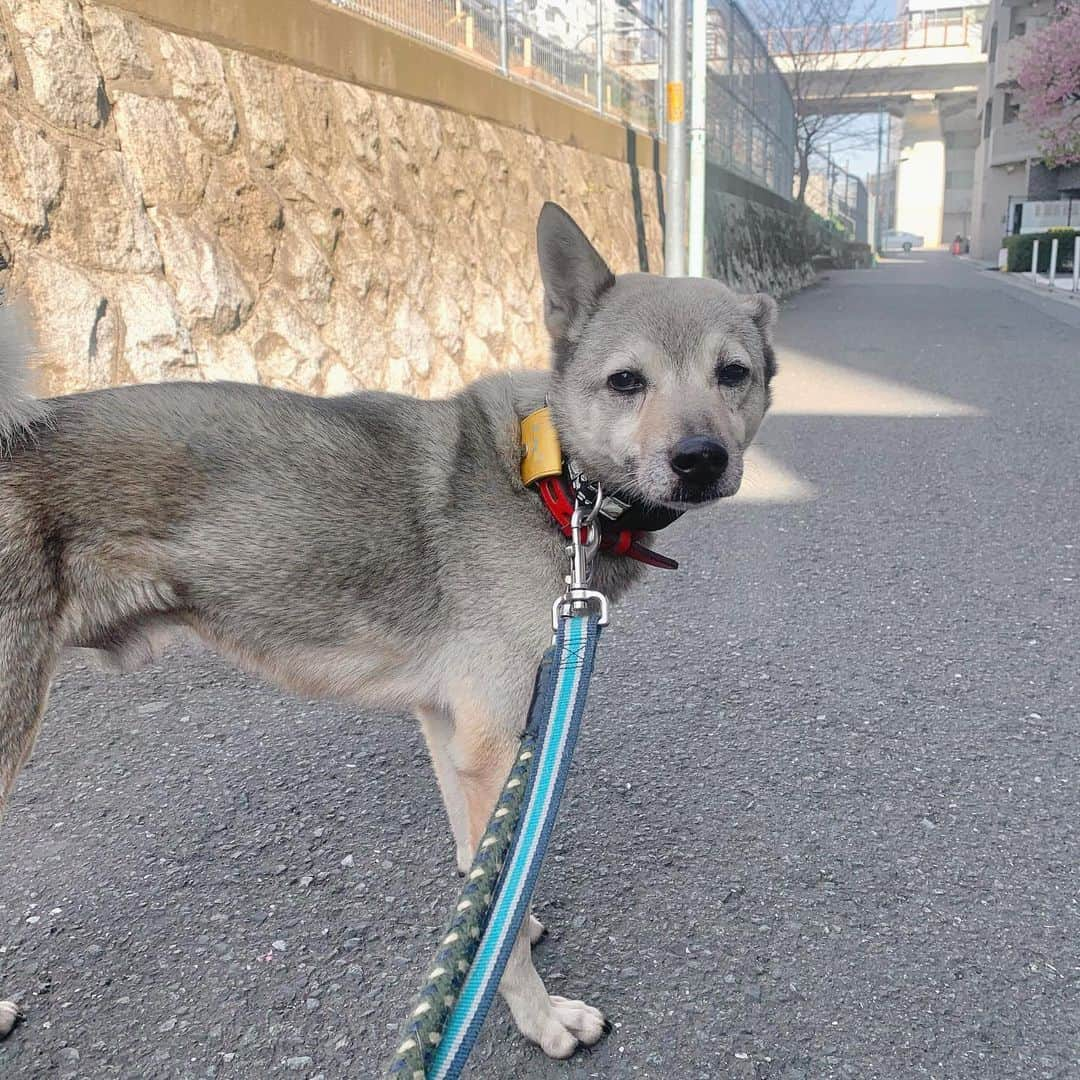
[874, 103, 884, 251]
[664, 0, 687, 276]
[826, 142, 833, 220]
[499, 0, 508, 74]
[595, 0, 604, 113]
[687, 0, 707, 276]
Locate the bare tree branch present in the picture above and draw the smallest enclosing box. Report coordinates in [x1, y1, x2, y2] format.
[746, 0, 887, 201]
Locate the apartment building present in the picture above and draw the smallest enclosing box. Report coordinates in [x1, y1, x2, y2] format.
[969, 0, 1079, 260]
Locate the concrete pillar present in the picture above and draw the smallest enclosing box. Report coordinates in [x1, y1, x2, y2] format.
[895, 97, 946, 248]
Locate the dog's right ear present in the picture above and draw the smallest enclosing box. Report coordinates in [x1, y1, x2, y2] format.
[536, 203, 614, 347]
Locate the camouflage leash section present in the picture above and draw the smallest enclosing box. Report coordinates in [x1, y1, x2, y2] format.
[383, 650, 556, 1077]
[384, 613, 602, 1079]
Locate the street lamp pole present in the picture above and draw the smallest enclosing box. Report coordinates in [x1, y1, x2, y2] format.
[687, 0, 707, 276]
[875, 103, 884, 251]
[595, 0, 604, 113]
[499, 0, 508, 73]
[664, 0, 688, 276]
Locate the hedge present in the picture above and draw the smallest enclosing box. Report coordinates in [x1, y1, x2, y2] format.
[1003, 228, 1078, 272]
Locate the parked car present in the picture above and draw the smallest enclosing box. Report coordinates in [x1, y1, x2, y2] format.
[882, 230, 924, 252]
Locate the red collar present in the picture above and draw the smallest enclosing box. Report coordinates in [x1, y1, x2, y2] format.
[535, 475, 679, 570]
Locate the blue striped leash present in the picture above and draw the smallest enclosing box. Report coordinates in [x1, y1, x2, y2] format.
[429, 610, 601, 1076]
[386, 493, 608, 1078]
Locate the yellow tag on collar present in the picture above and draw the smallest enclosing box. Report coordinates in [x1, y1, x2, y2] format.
[520, 407, 563, 486]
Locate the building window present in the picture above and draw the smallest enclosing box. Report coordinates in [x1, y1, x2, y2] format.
[988, 22, 998, 62]
[983, 100, 993, 138]
[1004, 94, 1020, 124]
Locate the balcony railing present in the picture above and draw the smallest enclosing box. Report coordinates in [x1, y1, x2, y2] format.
[765, 10, 984, 55]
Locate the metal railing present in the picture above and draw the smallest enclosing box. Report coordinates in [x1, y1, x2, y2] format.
[804, 148, 868, 242]
[765, 9, 984, 55]
[329, 0, 795, 200]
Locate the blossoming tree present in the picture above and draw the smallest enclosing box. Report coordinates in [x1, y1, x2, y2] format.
[1017, 2, 1080, 167]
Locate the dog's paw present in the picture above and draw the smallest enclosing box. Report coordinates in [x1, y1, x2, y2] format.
[0, 1000, 21, 1040]
[527, 914, 547, 946]
[455, 845, 472, 876]
[537, 996, 608, 1059]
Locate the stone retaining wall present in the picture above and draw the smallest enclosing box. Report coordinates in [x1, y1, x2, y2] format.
[0, 0, 806, 398]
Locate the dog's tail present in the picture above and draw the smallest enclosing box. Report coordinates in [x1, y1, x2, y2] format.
[0, 304, 49, 451]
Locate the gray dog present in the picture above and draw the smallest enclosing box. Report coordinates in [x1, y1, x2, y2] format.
[0, 203, 777, 1058]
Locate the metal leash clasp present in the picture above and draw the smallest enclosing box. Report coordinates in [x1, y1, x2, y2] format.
[551, 482, 610, 630]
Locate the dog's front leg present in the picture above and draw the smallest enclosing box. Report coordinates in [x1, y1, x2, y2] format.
[418, 703, 547, 942]
[417, 706, 473, 875]
[446, 691, 608, 1059]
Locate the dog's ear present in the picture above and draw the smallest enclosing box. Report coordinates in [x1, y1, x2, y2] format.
[741, 293, 778, 336]
[536, 203, 615, 347]
[741, 293, 779, 382]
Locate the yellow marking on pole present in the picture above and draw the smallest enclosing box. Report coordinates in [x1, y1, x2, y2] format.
[667, 82, 685, 123]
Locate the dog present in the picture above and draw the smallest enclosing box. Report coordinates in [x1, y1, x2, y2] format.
[0, 202, 777, 1058]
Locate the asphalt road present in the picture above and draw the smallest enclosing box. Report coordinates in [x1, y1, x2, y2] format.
[1, 254, 1077, 1079]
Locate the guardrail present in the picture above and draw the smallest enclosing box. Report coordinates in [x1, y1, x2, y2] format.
[765, 11, 982, 55]
[329, 0, 795, 200]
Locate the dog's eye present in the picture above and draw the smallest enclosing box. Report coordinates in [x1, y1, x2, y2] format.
[717, 362, 751, 386]
[607, 370, 646, 394]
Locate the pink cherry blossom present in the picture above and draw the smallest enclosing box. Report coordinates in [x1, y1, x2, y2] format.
[1017, 2, 1080, 167]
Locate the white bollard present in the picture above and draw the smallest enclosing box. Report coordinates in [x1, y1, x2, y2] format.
[1031, 239, 1040, 283]
[1073, 236, 1079, 295]
[1049, 237, 1059, 290]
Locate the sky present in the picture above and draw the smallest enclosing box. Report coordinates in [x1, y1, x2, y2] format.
[834, 116, 887, 181]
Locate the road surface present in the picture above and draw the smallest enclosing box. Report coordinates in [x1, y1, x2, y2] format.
[1, 254, 1077, 1078]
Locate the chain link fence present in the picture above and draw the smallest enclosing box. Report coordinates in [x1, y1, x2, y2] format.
[329, 0, 795, 200]
[804, 148, 869, 243]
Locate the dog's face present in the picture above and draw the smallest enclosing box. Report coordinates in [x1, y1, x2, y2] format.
[537, 203, 777, 509]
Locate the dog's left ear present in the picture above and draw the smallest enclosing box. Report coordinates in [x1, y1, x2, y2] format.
[741, 293, 778, 337]
[536, 202, 615, 346]
[742, 293, 779, 382]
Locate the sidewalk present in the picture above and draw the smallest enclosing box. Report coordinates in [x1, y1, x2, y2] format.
[963, 257, 1080, 310]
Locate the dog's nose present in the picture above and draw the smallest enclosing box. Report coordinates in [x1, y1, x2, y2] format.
[670, 436, 729, 484]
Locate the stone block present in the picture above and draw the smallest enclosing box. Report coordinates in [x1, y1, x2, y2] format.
[242, 283, 329, 392]
[115, 276, 196, 380]
[49, 145, 160, 272]
[83, 5, 153, 82]
[226, 50, 287, 168]
[112, 92, 209, 209]
[0, 19, 17, 89]
[159, 32, 237, 152]
[0, 111, 63, 238]
[150, 208, 253, 334]
[8, 0, 107, 129]
[195, 331, 260, 384]
[202, 154, 283, 285]
[18, 253, 118, 392]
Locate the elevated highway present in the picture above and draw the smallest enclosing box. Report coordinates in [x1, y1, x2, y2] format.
[767, 6, 989, 245]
